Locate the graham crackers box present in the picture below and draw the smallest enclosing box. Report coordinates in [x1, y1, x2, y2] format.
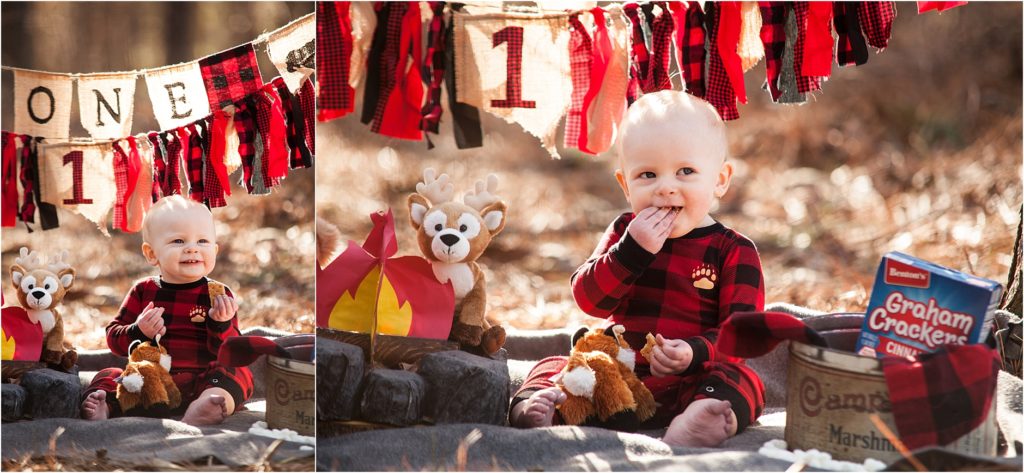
[855, 252, 1003, 358]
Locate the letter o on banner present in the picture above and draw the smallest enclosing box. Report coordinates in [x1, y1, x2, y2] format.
[14, 70, 73, 139]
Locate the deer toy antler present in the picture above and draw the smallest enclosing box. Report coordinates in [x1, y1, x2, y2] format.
[15, 247, 45, 270]
[415, 168, 455, 204]
[463, 174, 501, 211]
[46, 250, 72, 273]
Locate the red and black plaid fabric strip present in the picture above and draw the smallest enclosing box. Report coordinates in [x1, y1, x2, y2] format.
[148, 132, 167, 202]
[2, 132, 19, 227]
[112, 137, 143, 231]
[362, 2, 407, 130]
[233, 99, 259, 193]
[571, 213, 764, 367]
[644, 2, 674, 93]
[882, 344, 1000, 450]
[792, 3, 823, 94]
[298, 80, 315, 154]
[858, 1, 896, 51]
[217, 336, 291, 368]
[716, 311, 828, 358]
[254, 87, 288, 188]
[18, 135, 36, 224]
[704, 2, 739, 120]
[162, 130, 184, 197]
[833, 2, 868, 67]
[671, 2, 706, 99]
[420, 1, 447, 139]
[183, 124, 206, 203]
[758, 2, 787, 101]
[317, 1, 356, 121]
[273, 78, 312, 169]
[199, 43, 264, 111]
[203, 116, 228, 208]
[624, 3, 648, 105]
[565, 13, 593, 151]
[444, 4, 483, 149]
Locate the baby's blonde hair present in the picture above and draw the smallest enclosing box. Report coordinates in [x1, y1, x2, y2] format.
[617, 91, 728, 165]
[141, 195, 213, 243]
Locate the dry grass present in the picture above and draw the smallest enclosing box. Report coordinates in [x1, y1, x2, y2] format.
[316, 4, 1022, 333]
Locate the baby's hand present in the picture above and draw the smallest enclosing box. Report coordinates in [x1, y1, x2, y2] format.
[627, 207, 679, 254]
[208, 295, 238, 322]
[137, 302, 167, 339]
[649, 334, 694, 377]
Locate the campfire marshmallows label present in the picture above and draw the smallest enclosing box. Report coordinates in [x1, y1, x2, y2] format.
[856, 252, 1003, 359]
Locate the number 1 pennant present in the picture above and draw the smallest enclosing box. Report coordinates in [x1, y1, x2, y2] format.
[38, 142, 116, 231]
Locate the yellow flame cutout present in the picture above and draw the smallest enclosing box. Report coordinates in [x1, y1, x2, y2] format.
[1, 327, 15, 361]
[328, 266, 413, 336]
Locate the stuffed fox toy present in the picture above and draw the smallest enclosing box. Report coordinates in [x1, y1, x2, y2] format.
[407, 169, 507, 356]
[9, 247, 78, 370]
[116, 340, 181, 412]
[556, 325, 656, 425]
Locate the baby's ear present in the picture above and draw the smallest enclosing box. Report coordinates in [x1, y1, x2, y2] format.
[408, 194, 431, 230]
[715, 161, 734, 198]
[480, 201, 507, 235]
[141, 242, 158, 266]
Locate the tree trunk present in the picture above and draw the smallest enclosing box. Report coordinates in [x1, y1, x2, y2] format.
[1002, 204, 1022, 315]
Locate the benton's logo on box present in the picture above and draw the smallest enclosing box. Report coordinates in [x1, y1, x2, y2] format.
[884, 259, 930, 288]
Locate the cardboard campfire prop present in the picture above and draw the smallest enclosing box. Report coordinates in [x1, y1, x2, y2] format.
[317, 209, 456, 363]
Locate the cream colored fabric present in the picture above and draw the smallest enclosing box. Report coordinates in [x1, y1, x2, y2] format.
[38, 141, 116, 231]
[584, 9, 630, 155]
[14, 70, 74, 139]
[77, 73, 138, 140]
[738, 1, 764, 72]
[455, 11, 572, 159]
[124, 137, 153, 234]
[267, 14, 315, 93]
[144, 62, 211, 131]
[349, 1, 376, 90]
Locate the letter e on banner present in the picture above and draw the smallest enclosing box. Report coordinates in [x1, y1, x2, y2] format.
[144, 62, 211, 131]
[78, 73, 138, 139]
[14, 70, 73, 139]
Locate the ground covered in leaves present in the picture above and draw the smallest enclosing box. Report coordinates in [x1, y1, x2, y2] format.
[316, 4, 1022, 333]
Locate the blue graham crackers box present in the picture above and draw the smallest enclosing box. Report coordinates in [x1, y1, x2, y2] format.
[855, 252, 1003, 359]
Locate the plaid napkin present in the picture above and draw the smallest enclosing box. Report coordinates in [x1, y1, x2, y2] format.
[716, 311, 828, 358]
[217, 336, 291, 368]
[882, 344, 1000, 450]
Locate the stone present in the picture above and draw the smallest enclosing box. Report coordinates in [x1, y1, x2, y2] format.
[316, 337, 365, 421]
[2, 383, 27, 421]
[21, 368, 81, 419]
[418, 350, 510, 425]
[359, 369, 425, 426]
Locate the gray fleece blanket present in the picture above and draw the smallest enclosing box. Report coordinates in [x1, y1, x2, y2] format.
[1, 327, 314, 468]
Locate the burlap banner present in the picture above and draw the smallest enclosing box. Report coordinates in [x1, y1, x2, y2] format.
[38, 141, 116, 230]
[455, 11, 572, 159]
[144, 62, 211, 131]
[13, 70, 74, 140]
[267, 14, 315, 93]
[77, 73, 137, 140]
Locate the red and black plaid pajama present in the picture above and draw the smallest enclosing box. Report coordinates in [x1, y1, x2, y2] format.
[85, 277, 254, 417]
[516, 213, 768, 431]
[317, 1, 356, 121]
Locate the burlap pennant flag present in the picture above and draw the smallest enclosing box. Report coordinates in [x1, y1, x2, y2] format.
[145, 62, 211, 131]
[14, 70, 74, 139]
[267, 14, 315, 93]
[199, 43, 264, 111]
[77, 73, 138, 140]
[38, 141, 116, 231]
[455, 11, 572, 159]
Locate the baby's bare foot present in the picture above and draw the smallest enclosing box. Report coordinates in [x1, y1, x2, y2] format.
[81, 391, 109, 421]
[181, 394, 229, 426]
[662, 398, 737, 448]
[511, 387, 567, 428]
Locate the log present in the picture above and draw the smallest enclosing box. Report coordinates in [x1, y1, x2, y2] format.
[316, 328, 458, 369]
[1001, 204, 1022, 315]
[1, 361, 46, 381]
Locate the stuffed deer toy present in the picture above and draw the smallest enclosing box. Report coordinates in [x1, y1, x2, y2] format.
[407, 169, 507, 356]
[9, 247, 78, 370]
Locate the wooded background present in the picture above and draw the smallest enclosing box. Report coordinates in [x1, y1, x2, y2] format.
[1, 2, 316, 349]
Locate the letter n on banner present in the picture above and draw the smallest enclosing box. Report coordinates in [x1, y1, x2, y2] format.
[38, 142, 116, 233]
[454, 11, 572, 159]
[13, 70, 74, 139]
[77, 73, 138, 139]
[144, 62, 211, 131]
